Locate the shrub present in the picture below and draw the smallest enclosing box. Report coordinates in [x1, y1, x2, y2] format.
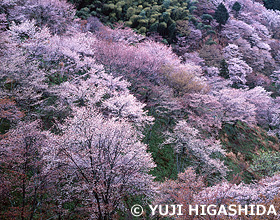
[251, 151, 280, 177]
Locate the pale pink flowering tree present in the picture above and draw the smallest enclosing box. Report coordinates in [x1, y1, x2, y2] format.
[182, 93, 224, 134]
[213, 88, 257, 125]
[56, 70, 153, 126]
[221, 18, 275, 75]
[242, 46, 275, 75]
[20, 25, 100, 79]
[182, 85, 273, 133]
[52, 107, 156, 219]
[261, 9, 280, 39]
[227, 57, 252, 85]
[1, 0, 75, 35]
[164, 120, 227, 183]
[223, 44, 242, 60]
[197, 174, 280, 207]
[0, 121, 56, 219]
[93, 33, 206, 94]
[0, 27, 48, 114]
[95, 22, 145, 45]
[205, 66, 220, 77]
[245, 86, 272, 127]
[222, 19, 255, 42]
[93, 38, 180, 82]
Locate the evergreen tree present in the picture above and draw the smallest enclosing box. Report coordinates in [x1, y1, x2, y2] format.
[264, 0, 280, 11]
[219, 59, 229, 79]
[232, 2, 241, 18]
[214, 3, 229, 28]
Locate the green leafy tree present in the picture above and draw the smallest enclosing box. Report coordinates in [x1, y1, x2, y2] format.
[69, 0, 193, 42]
[219, 59, 229, 79]
[232, 2, 241, 18]
[251, 151, 280, 177]
[201, 14, 213, 25]
[264, 0, 280, 11]
[214, 3, 229, 29]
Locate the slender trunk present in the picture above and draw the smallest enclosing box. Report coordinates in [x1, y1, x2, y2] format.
[94, 192, 103, 220]
[21, 161, 27, 220]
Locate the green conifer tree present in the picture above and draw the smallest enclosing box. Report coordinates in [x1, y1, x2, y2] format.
[219, 59, 229, 79]
[264, 0, 280, 11]
[232, 2, 241, 18]
[214, 3, 229, 29]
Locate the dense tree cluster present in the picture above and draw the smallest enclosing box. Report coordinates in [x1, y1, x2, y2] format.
[69, 0, 196, 41]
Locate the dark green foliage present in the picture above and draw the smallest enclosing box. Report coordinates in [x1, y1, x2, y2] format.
[158, 21, 167, 35]
[47, 73, 68, 85]
[168, 21, 176, 38]
[214, 3, 229, 26]
[220, 121, 280, 183]
[68, 0, 92, 10]
[188, 5, 197, 13]
[201, 14, 213, 24]
[76, 7, 91, 19]
[264, 0, 280, 11]
[143, 108, 177, 181]
[219, 59, 229, 79]
[232, 2, 241, 17]
[149, 22, 159, 32]
[69, 0, 195, 41]
[205, 37, 217, 45]
[207, 29, 216, 35]
[196, 22, 203, 29]
[163, 0, 170, 9]
[203, 25, 212, 30]
[251, 151, 280, 177]
[0, 118, 10, 134]
[232, 2, 241, 12]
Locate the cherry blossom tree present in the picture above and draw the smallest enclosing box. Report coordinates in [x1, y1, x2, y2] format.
[245, 86, 272, 127]
[227, 57, 252, 86]
[213, 88, 257, 125]
[197, 174, 280, 207]
[155, 168, 205, 218]
[1, 0, 75, 35]
[261, 9, 280, 39]
[182, 93, 224, 134]
[0, 121, 55, 219]
[0, 25, 48, 115]
[223, 43, 242, 60]
[51, 107, 156, 219]
[93, 32, 206, 94]
[18, 23, 99, 80]
[222, 19, 255, 42]
[55, 70, 153, 127]
[205, 66, 220, 77]
[164, 120, 227, 183]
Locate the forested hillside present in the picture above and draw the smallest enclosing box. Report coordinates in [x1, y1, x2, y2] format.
[1, 0, 280, 219]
